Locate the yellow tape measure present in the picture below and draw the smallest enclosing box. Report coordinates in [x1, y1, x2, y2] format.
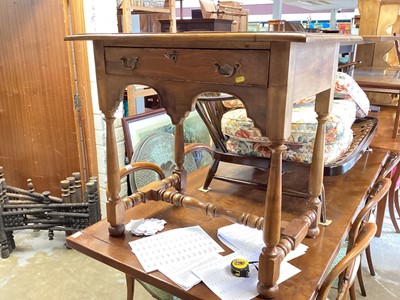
[230, 258, 250, 277]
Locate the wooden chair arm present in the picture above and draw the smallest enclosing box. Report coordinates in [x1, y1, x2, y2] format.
[105, 162, 166, 206]
[184, 143, 213, 156]
[378, 152, 400, 180]
[119, 162, 165, 180]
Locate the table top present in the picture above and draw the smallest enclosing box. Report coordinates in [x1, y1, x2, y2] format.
[65, 32, 361, 47]
[354, 67, 400, 89]
[67, 149, 388, 300]
[370, 108, 400, 152]
[159, 18, 233, 24]
[362, 35, 400, 42]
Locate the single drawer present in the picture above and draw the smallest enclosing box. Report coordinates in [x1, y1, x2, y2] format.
[104, 47, 269, 86]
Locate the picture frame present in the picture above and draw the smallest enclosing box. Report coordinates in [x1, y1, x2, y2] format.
[122, 109, 211, 161]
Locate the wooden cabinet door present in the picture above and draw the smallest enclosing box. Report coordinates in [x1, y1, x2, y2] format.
[0, 0, 82, 196]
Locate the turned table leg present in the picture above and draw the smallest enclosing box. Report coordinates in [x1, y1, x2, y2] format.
[105, 114, 125, 236]
[308, 90, 331, 238]
[173, 123, 187, 192]
[257, 141, 285, 298]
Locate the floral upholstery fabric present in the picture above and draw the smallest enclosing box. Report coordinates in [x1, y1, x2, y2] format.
[221, 108, 271, 144]
[225, 129, 353, 164]
[221, 99, 356, 164]
[285, 129, 353, 164]
[290, 99, 355, 145]
[222, 98, 245, 108]
[334, 71, 370, 118]
[222, 96, 316, 109]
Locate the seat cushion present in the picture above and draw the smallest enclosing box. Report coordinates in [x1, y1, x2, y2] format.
[221, 99, 356, 164]
[222, 98, 245, 109]
[225, 129, 353, 164]
[222, 95, 316, 109]
[284, 129, 353, 164]
[290, 99, 355, 145]
[334, 71, 370, 118]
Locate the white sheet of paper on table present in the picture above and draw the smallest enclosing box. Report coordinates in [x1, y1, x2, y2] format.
[192, 253, 259, 300]
[159, 253, 220, 291]
[217, 223, 308, 262]
[129, 225, 224, 273]
[192, 252, 301, 300]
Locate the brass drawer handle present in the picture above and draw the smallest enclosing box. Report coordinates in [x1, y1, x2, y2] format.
[120, 56, 140, 70]
[214, 62, 241, 78]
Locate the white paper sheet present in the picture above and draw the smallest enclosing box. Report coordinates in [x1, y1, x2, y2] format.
[192, 253, 259, 300]
[217, 223, 308, 262]
[129, 225, 224, 273]
[159, 253, 220, 291]
[192, 253, 301, 300]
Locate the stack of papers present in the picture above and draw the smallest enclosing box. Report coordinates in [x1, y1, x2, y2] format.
[211, 223, 308, 298]
[129, 223, 308, 300]
[129, 225, 224, 290]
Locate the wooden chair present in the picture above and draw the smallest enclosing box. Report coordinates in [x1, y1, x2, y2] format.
[387, 164, 400, 233]
[198, 0, 249, 32]
[371, 152, 400, 238]
[325, 178, 391, 299]
[195, 95, 378, 223]
[196, 95, 377, 188]
[111, 159, 166, 300]
[195, 97, 312, 191]
[347, 178, 391, 297]
[268, 19, 286, 31]
[316, 222, 377, 300]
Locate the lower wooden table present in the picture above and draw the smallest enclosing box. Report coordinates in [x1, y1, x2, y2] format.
[159, 19, 233, 32]
[66, 149, 388, 299]
[354, 67, 400, 138]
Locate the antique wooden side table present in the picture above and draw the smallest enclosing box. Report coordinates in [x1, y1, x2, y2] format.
[65, 32, 361, 298]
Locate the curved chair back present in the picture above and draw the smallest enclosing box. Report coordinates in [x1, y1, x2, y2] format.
[388, 164, 400, 233]
[317, 222, 377, 300]
[347, 178, 391, 250]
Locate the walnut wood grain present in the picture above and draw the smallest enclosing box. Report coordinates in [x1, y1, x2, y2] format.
[104, 47, 269, 86]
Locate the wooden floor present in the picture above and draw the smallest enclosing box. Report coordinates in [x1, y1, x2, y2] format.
[370, 106, 400, 152]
